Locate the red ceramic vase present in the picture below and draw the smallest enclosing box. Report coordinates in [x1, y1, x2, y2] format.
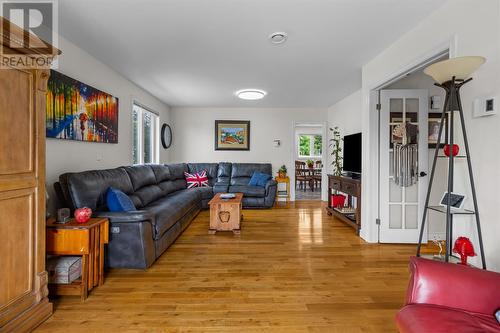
[443, 144, 459, 157]
[74, 207, 92, 223]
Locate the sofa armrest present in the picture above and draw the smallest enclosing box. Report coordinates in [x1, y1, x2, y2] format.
[265, 179, 277, 194]
[93, 210, 154, 224]
[406, 256, 500, 315]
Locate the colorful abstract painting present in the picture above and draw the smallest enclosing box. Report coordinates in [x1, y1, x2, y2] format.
[46, 70, 119, 143]
[215, 120, 250, 150]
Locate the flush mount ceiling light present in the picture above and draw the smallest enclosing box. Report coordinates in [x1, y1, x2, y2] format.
[269, 32, 288, 44]
[235, 89, 267, 100]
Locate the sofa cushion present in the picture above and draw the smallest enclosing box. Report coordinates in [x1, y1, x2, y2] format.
[185, 170, 209, 188]
[134, 185, 164, 207]
[106, 187, 136, 212]
[188, 163, 219, 186]
[157, 179, 187, 196]
[229, 185, 266, 197]
[150, 164, 171, 182]
[248, 171, 272, 187]
[190, 186, 214, 200]
[230, 163, 272, 185]
[123, 165, 157, 191]
[216, 162, 232, 185]
[167, 163, 188, 180]
[65, 168, 134, 211]
[396, 304, 500, 333]
[143, 189, 200, 238]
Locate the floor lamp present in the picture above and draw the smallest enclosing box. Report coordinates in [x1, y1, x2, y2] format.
[416, 56, 487, 269]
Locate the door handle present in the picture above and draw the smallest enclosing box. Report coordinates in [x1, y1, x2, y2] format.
[419, 172, 428, 177]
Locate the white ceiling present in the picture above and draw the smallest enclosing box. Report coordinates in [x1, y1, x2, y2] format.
[59, 0, 446, 108]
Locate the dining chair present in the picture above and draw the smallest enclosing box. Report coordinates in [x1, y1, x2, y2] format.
[295, 161, 309, 190]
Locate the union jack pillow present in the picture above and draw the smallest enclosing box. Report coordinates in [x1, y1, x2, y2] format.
[184, 170, 209, 188]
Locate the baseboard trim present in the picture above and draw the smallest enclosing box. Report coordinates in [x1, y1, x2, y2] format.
[1, 298, 52, 332]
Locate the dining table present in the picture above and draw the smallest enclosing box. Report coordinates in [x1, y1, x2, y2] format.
[305, 167, 322, 191]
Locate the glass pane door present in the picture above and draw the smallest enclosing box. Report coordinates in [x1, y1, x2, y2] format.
[380, 90, 428, 243]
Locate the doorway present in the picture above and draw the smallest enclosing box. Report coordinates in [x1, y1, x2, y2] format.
[375, 53, 449, 243]
[294, 123, 325, 201]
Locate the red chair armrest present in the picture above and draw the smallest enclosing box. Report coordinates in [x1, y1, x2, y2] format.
[406, 256, 500, 315]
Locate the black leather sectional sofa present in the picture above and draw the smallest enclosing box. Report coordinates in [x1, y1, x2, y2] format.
[55, 163, 277, 269]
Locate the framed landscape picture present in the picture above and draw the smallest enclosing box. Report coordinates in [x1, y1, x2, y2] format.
[215, 120, 250, 151]
[46, 70, 119, 143]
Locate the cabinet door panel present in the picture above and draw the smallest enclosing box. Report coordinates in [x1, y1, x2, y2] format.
[0, 189, 35, 306]
[0, 69, 34, 176]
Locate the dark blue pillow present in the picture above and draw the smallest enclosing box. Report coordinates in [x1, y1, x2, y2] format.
[248, 171, 272, 187]
[106, 187, 136, 212]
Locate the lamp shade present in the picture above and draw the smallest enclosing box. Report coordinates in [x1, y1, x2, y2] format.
[424, 56, 486, 84]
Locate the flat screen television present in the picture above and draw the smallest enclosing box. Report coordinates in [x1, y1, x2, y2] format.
[343, 133, 362, 175]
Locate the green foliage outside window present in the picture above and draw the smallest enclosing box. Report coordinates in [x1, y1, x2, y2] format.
[313, 135, 322, 156]
[299, 135, 310, 156]
[298, 134, 322, 157]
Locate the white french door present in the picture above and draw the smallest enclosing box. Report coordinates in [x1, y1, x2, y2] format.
[379, 90, 428, 243]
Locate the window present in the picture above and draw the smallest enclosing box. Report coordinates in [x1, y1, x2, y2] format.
[298, 134, 322, 158]
[132, 103, 159, 164]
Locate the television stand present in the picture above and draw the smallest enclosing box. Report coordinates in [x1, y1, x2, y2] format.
[343, 172, 361, 180]
[326, 175, 361, 235]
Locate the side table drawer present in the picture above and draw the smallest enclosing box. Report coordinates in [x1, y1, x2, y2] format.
[47, 229, 89, 255]
[329, 178, 342, 190]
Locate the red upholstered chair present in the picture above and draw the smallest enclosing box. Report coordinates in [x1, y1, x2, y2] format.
[396, 257, 500, 333]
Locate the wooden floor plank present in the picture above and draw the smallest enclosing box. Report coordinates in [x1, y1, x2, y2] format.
[36, 201, 413, 332]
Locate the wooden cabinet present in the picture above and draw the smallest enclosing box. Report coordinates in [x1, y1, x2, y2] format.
[0, 18, 59, 331]
[46, 218, 109, 301]
[326, 175, 362, 234]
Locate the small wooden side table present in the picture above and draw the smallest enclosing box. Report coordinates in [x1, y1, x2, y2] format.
[46, 217, 109, 301]
[275, 176, 290, 203]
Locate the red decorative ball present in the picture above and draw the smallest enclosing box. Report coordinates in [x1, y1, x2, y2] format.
[443, 144, 459, 157]
[74, 207, 92, 223]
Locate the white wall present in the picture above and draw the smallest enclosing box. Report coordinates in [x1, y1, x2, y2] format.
[46, 35, 170, 213]
[326, 89, 362, 203]
[361, 0, 500, 270]
[169, 107, 327, 200]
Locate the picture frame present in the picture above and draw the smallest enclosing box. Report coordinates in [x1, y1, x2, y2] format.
[428, 113, 446, 148]
[214, 120, 250, 151]
[46, 70, 119, 143]
[389, 112, 418, 148]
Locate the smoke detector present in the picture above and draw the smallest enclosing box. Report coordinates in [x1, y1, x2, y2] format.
[269, 32, 288, 44]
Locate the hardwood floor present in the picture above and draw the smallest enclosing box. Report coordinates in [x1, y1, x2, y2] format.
[36, 201, 414, 333]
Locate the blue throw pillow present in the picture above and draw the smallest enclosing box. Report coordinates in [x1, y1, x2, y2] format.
[106, 187, 136, 212]
[248, 171, 272, 187]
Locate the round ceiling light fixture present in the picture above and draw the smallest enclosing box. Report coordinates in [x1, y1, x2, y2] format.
[269, 32, 288, 44]
[235, 89, 267, 100]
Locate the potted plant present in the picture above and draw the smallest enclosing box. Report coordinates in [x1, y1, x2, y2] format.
[306, 159, 314, 169]
[278, 165, 287, 178]
[329, 127, 345, 208]
[329, 126, 343, 176]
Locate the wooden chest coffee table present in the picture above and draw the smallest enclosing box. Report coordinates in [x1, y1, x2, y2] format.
[208, 193, 243, 234]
